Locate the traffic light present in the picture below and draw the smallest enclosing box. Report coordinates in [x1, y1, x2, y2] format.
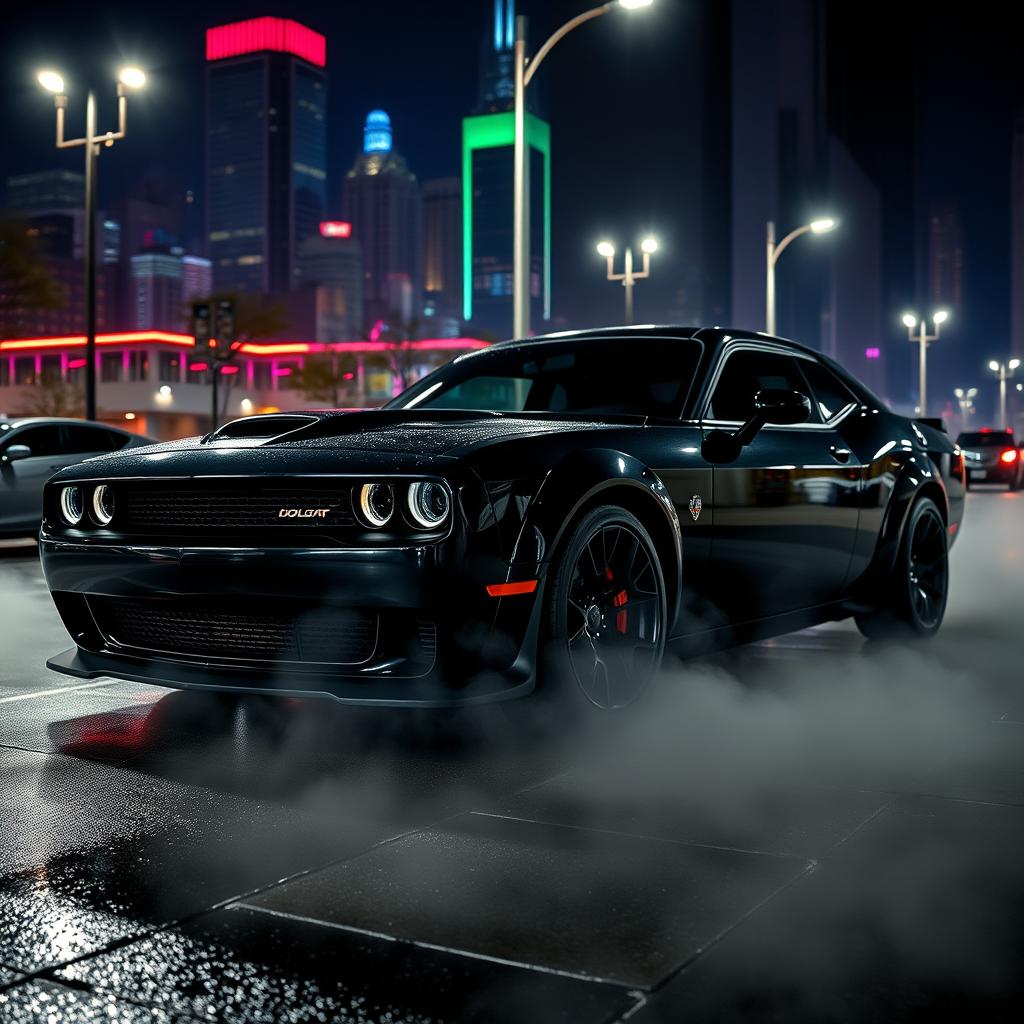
[215, 299, 235, 345]
[192, 302, 211, 345]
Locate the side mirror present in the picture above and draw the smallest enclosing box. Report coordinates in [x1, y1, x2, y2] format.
[754, 388, 812, 426]
[701, 389, 812, 464]
[1, 444, 32, 463]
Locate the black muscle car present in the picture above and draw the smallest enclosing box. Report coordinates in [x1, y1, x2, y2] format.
[39, 327, 966, 711]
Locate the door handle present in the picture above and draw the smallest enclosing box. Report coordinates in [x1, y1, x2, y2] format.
[829, 445, 852, 464]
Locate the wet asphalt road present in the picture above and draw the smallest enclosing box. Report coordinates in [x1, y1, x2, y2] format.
[1, 488, 1023, 1022]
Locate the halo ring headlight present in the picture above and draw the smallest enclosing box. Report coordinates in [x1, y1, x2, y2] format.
[60, 485, 84, 525]
[407, 481, 450, 529]
[92, 484, 114, 525]
[359, 482, 394, 528]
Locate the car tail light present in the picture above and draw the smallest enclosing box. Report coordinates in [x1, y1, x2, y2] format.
[999, 449, 1019, 464]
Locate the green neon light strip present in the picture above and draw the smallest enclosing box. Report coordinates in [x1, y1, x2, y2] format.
[461, 111, 551, 325]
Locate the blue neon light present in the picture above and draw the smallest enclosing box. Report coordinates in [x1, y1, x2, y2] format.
[363, 109, 393, 154]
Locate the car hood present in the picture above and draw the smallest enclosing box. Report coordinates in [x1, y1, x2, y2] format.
[50, 410, 640, 481]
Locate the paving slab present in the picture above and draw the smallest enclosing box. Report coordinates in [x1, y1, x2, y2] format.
[56, 904, 638, 1024]
[0, 979, 204, 1023]
[628, 795, 1024, 1022]
[244, 810, 810, 989]
[0, 746, 394, 972]
[498, 769, 891, 858]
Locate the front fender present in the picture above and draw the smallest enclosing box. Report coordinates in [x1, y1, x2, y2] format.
[511, 449, 683, 627]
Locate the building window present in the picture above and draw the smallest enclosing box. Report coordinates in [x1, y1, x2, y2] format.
[127, 351, 149, 382]
[274, 361, 298, 390]
[14, 357, 35, 386]
[187, 361, 210, 385]
[41, 355, 62, 384]
[253, 361, 273, 390]
[158, 352, 182, 382]
[101, 352, 123, 383]
[66, 358, 87, 384]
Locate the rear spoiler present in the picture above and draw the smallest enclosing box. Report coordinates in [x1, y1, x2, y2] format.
[915, 417, 947, 433]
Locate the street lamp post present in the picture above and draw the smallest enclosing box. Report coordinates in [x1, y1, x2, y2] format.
[954, 387, 978, 428]
[987, 359, 1021, 428]
[764, 217, 837, 336]
[596, 237, 657, 324]
[37, 67, 145, 422]
[513, 0, 653, 339]
[902, 310, 948, 417]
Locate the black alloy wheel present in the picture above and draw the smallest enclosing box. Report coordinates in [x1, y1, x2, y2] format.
[856, 495, 949, 639]
[540, 506, 666, 710]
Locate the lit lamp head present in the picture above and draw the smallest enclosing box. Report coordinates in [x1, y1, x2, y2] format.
[1010, 358, 1022, 371]
[640, 236, 659, 254]
[596, 241, 615, 259]
[954, 388, 964, 399]
[989, 361, 1001, 373]
[902, 313, 918, 329]
[619, 0, 654, 9]
[933, 310, 949, 326]
[118, 67, 146, 89]
[37, 70, 65, 95]
[810, 217, 837, 234]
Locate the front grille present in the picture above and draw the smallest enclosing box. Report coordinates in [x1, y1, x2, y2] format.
[90, 596, 378, 666]
[117, 482, 355, 536]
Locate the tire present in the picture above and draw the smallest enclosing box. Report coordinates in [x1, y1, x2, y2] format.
[855, 495, 949, 640]
[537, 505, 667, 711]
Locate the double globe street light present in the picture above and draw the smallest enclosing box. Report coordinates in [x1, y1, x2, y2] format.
[513, 0, 654, 338]
[902, 310, 949, 417]
[595, 236, 657, 324]
[37, 66, 146, 421]
[988, 359, 1021, 429]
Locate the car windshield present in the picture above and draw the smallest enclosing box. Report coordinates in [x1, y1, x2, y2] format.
[957, 431, 1015, 447]
[389, 338, 702, 418]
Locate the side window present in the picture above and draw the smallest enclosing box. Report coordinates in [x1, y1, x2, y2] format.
[799, 360, 858, 422]
[707, 350, 820, 423]
[61, 425, 125, 454]
[4, 425, 63, 457]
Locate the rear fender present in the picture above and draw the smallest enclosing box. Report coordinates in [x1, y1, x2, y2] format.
[864, 455, 949, 585]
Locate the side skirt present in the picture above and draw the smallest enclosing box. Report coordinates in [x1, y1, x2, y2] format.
[667, 601, 849, 659]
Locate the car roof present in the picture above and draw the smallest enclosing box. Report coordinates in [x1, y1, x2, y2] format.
[0, 417, 138, 434]
[481, 324, 821, 358]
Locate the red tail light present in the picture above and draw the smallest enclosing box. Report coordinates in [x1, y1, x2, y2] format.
[999, 448, 1019, 464]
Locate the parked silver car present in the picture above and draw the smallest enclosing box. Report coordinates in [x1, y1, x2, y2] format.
[0, 418, 155, 538]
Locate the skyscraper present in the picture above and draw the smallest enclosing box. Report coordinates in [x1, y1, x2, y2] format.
[131, 252, 184, 331]
[462, 1, 550, 336]
[298, 222, 364, 340]
[205, 16, 327, 295]
[423, 177, 462, 326]
[342, 111, 422, 328]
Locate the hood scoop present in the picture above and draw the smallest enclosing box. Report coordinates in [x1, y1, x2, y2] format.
[203, 413, 319, 443]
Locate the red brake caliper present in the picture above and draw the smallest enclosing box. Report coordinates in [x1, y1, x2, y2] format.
[613, 589, 629, 633]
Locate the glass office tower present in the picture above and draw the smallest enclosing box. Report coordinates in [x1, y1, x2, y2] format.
[205, 17, 327, 295]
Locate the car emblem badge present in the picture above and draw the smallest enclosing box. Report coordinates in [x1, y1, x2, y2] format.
[689, 494, 702, 521]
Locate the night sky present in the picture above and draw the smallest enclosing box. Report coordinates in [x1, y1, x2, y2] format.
[1, 1, 1020, 405]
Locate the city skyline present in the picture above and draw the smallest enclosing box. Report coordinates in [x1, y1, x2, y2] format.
[1, 1, 1022, 415]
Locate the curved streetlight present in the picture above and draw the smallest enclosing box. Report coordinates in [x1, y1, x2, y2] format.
[595, 235, 658, 324]
[513, 0, 654, 338]
[765, 217, 837, 335]
[36, 65, 146, 421]
[988, 358, 1021, 428]
[903, 310, 949, 416]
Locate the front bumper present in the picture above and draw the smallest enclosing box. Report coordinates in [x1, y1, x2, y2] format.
[40, 536, 543, 707]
